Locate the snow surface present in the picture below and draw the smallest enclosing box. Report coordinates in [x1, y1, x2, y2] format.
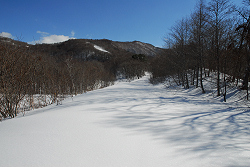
[1, 74, 250, 167]
[94, 45, 109, 53]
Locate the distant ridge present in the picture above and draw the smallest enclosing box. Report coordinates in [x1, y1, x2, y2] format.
[0, 37, 164, 60]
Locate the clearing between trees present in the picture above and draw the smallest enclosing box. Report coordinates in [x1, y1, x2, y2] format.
[0, 74, 249, 167]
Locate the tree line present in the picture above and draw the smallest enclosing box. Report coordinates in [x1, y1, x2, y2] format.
[150, 0, 250, 101]
[0, 38, 149, 119]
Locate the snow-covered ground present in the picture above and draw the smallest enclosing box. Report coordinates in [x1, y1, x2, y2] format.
[1, 74, 250, 167]
[94, 44, 109, 53]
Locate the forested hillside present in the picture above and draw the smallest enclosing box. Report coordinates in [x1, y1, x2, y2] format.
[0, 37, 161, 119]
[150, 0, 250, 101]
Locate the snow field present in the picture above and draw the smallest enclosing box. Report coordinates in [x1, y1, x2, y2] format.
[94, 44, 109, 53]
[0, 74, 250, 167]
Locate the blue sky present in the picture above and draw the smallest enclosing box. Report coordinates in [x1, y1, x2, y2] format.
[0, 0, 244, 47]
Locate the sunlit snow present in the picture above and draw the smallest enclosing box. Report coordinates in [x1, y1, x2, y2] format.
[0, 74, 249, 167]
[94, 45, 109, 53]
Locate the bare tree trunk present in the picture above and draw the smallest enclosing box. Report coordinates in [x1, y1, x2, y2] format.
[200, 66, 205, 93]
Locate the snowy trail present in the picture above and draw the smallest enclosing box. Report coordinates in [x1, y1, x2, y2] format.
[1, 75, 250, 167]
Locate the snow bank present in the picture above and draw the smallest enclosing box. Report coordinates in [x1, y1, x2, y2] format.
[94, 45, 109, 53]
[0, 74, 249, 167]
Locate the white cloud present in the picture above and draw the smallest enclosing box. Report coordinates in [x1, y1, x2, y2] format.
[37, 31, 49, 36]
[0, 32, 13, 38]
[30, 31, 75, 44]
[71, 30, 75, 37]
[40, 34, 73, 44]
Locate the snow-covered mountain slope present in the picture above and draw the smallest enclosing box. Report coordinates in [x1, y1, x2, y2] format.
[0, 74, 249, 167]
[94, 44, 110, 53]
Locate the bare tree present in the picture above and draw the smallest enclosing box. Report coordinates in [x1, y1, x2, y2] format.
[0, 44, 34, 118]
[207, 0, 233, 96]
[190, 0, 208, 93]
[235, 0, 250, 99]
[169, 17, 191, 88]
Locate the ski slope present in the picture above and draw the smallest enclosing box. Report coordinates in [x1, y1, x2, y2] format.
[0, 74, 250, 167]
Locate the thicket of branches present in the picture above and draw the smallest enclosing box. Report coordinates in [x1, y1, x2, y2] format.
[150, 0, 250, 101]
[0, 38, 149, 119]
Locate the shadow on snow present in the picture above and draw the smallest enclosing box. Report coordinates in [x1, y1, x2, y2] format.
[98, 79, 250, 166]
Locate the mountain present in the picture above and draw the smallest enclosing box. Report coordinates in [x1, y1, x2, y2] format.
[0, 36, 29, 47]
[0, 37, 164, 62]
[112, 40, 162, 56]
[30, 39, 164, 62]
